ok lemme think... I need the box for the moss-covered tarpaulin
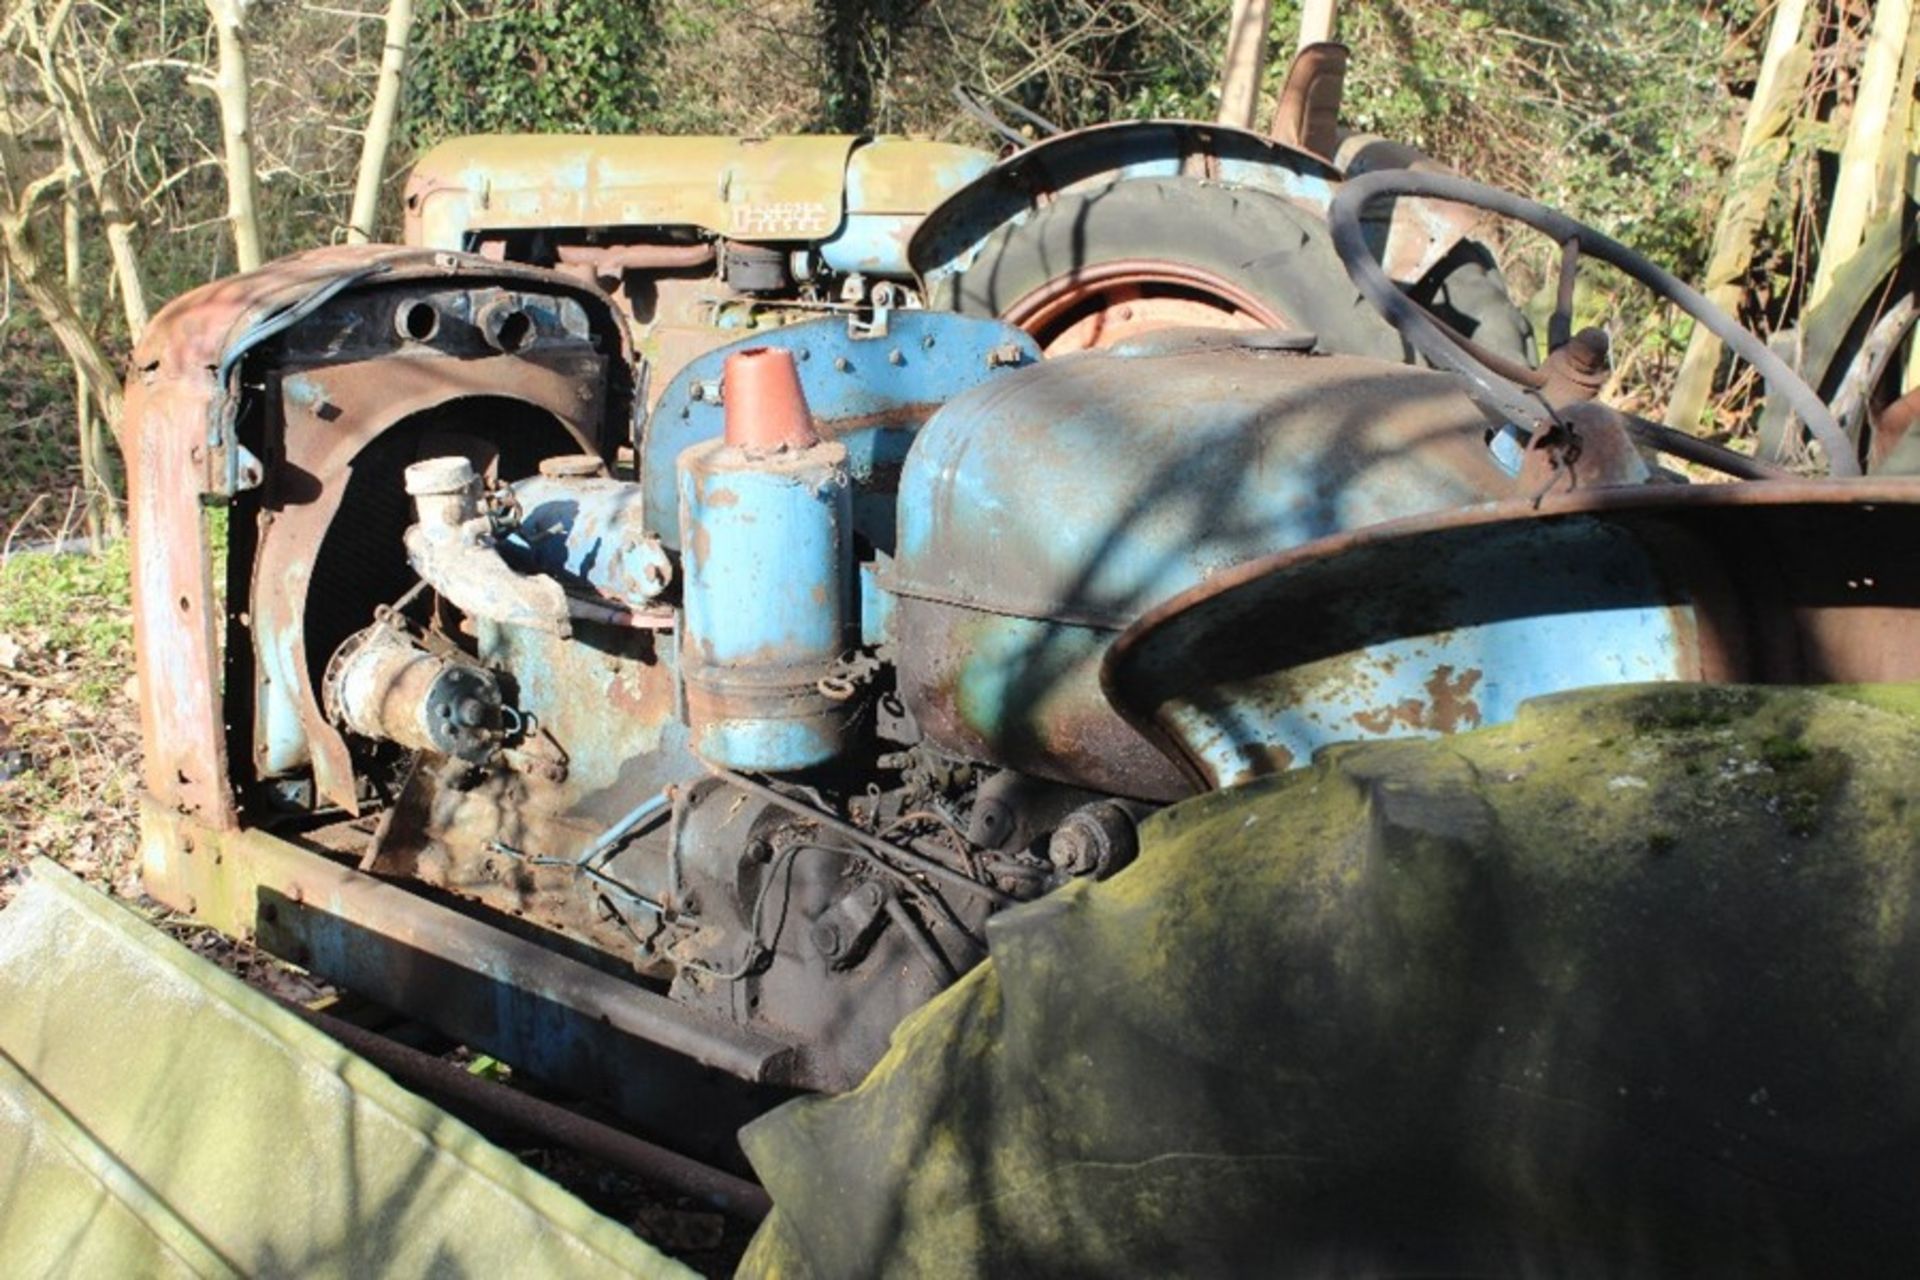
[741,683,1920,1277]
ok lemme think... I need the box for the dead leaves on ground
[0,612,142,911]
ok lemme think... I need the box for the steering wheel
[1328,169,1860,479]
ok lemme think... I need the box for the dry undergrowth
[0,530,321,984]
[0,536,143,910]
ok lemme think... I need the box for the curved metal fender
[1104,479,1920,791]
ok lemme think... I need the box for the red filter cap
[723,347,817,451]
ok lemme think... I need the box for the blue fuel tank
[885,332,1627,800]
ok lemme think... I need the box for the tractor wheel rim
[1000,260,1294,355]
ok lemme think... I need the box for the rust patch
[1423,664,1483,734]
[605,654,670,721]
[814,402,939,437]
[1352,699,1423,736]
[1351,665,1483,736]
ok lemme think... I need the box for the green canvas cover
[0,860,688,1279]
[741,683,1920,1277]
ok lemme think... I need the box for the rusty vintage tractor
[123,91,1920,1273]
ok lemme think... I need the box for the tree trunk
[2,214,128,431]
[60,139,120,542]
[1809,0,1915,310]
[1893,20,1920,397]
[346,0,415,244]
[50,63,150,339]
[0,80,125,434]
[25,1,151,339]
[204,0,263,271]
[1663,0,1814,431]
[1298,0,1336,49]
[1216,0,1272,129]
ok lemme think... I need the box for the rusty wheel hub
[1001,260,1293,355]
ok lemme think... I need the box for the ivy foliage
[985,0,1246,127]
[405,0,663,144]
[1342,0,1761,280]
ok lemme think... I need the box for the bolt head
[1050,825,1098,875]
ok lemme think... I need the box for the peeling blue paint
[643,313,1039,557]
[677,438,853,770]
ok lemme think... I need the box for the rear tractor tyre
[937,176,1532,368]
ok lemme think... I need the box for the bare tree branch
[203,0,262,269]
[345,0,411,243]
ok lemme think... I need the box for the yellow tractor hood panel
[406,134,883,247]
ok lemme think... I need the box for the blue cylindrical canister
[677,437,852,769]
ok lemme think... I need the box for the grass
[0,539,136,702]
[0,536,142,906]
